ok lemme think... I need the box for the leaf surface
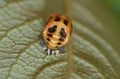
[0,0,120,79]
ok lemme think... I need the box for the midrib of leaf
[64,0,74,79]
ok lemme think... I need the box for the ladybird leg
[57,47,64,53]
[46,50,60,55]
[52,51,55,55]
[46,49,53,55]
[40,38,46,47]
[52,50,59,55]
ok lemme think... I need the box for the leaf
[0,0,120,79]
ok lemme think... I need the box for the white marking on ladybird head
[52,50,59,55]
[47,49,51,55]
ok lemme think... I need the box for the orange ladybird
[40,14,72,55]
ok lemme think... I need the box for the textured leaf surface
[0,0,120,79]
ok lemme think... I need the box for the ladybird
[40,14,72,55]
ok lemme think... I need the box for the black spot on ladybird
[46,42,49,45]
[64,20,68,26]
[60,28,66,38]
[46,38,50,41]
[57,42,61,45]
[55,17,60,21]
[47,33,52,37]
[55,46,58,48]
[48,25,57,33]
[59,38,64,41]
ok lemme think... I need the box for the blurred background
[104,0,120,23]
[100,0,120,54]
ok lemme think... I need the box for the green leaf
[0,0,120,79]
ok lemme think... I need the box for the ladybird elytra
[41,14,72,55]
